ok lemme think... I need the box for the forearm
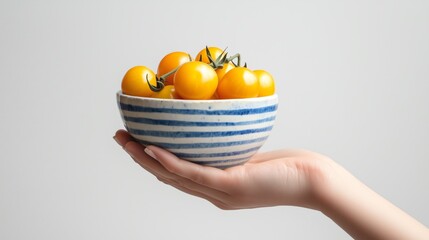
[316,163,429,240]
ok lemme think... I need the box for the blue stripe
[128,126,273,138]
[120,103,277,115]
[175,146,260,159]
[136,136,269,149]
[124,116,276,127]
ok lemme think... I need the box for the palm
[220,150,327,209]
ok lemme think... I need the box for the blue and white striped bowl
[117,91,278,169]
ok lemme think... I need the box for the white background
[1,0,428,239]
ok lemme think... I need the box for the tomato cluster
[121,46,275,100]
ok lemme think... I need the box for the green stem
[158,65,180,82]
[147,74,164,92]
[227,53,241,67]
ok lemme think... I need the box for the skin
[114,129,429,240]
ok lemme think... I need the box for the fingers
[145,145,233,193]
[117,137,231,204]
[113,129,134,147]
[114,130,165,175]
[123,141,170,179]
[158,176,235,210]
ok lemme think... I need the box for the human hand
[113,129,335,210]
[114,129,429,239]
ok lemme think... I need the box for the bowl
[117,91,278,169]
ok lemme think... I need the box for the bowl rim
[117,91,278,103]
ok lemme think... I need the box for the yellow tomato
[210,91,219,99]
[217,67,259,99]
[195,46,224,64]
[157,51,192,86]
[254,70,275,97]
[215,62,235,82]
[151,85,180,99]
[121,66,157,97]
[174,61,218,100]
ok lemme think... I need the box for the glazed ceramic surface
[117,91,278,168]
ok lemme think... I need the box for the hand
[113,129,335,210]
[114,129,429,239]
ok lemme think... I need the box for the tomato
[217,67,259,99]
[210,91,219,99]
[215,62,235,82]
[254,70,275,97]
[174,61,218,100]
[151,85,180,99]
[157,51,192,86]
[195,46,224,64]
[121,66,157,97]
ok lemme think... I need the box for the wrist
[307,158,429,239]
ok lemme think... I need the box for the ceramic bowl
[117,91,278,169]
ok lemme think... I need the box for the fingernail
[144,147,157,160]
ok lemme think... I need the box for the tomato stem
[159,65,179,82]
[147,74,164,92]
[226,53,241,67]
[206,47,230,70]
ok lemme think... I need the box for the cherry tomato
[121,66,157,97]
[195,46,224,64]
[157,51,192,86]
[151,85,180,99]
[217,67,259,99]
[215,62,235,82]
[174,61,218,100]
[210,91,219,99]
[254,70,275,97]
